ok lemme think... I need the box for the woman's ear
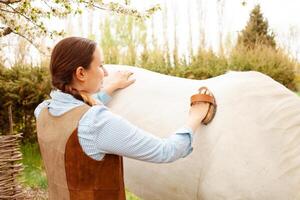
[74,66,87,82]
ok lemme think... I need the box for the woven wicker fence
[0,105,24,199]
[0,133,24,199]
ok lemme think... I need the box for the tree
[237,5,276,49]
[100,17,120,64]
[0,0,160,51]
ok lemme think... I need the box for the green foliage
[295,73,300,91]
[101,15,151,66]
[237,5,276,49]
[0,65,51,142]
[187,48,228,79]
[115,16,137,65]
[229,45,297,90]
[126,190,142,200]
[139,48,171,74]
[101,18,120,64]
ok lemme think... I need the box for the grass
[20,142,142,200]
[20,142,47,189]
[127,190,142,200]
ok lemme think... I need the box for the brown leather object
[65,129,126,200]
[190,94,215,106]
[37,105,91,200]
[190,87,217,125]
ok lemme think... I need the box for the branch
[81,1,114,12]
[0,26,12,36]
[82,1,160,19]
[10,29,47,55]
[6,4,47,32]
[0,0,21,5]
[41,0,53,10]
[0,7,16,13]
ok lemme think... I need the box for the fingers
[199,87,209,95]
[126,71,134,79]
[118,78,135,89]
[126,78,136,86]
[117,70,133,76]
[119,70,134,79]
[115,70,135,88]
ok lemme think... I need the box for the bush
[0,44,298,142]
[187,49,228,79]
[133,45,297,92]
[295,73,300,92]
[0,65,51,142]
[228,45,297,91]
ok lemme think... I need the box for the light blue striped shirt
[34,90,194,163]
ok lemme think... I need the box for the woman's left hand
[102,70,136,95]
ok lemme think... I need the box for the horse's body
[105,65,300,200]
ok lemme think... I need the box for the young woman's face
[84,46,108,93]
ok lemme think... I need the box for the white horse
[105,65,300,200]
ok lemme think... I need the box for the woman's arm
[78,106,193,163]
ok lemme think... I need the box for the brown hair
[50,37,98,106]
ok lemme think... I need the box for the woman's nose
[103,66,108,76]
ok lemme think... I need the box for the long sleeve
[78,105,193,163]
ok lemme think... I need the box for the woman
[35,37,216,200]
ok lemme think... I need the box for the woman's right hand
[186,102,210,132]
[186,87,213,132]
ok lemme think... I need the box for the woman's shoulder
[79,104,122,127]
